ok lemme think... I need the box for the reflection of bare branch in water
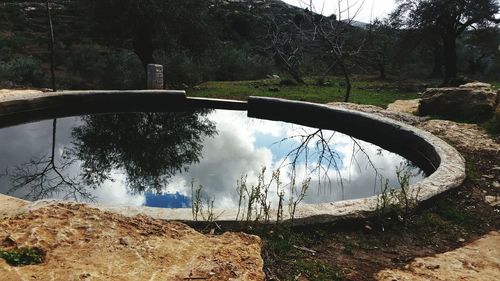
[8,119,95,201]
[276,128,380,199]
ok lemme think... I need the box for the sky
[282,0,397,23]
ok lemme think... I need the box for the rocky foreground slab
[0,203,264,281]
[376,231,500,281]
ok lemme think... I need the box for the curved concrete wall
[0,91,466,224]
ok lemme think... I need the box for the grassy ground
[187,76,426,108]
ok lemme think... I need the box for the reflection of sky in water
[0,110,425,209]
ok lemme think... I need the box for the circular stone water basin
[0,91,465,223]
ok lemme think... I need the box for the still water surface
[0,110,425,208]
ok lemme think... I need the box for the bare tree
[266,0,368,101]
[8,120,95,201]
[268,16,308,84]
[307,0,367,102]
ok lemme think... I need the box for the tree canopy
[391,0,499,84]
[86,0,214,68]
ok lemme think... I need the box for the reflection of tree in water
[9,111,216,200]
[275,128,426,201]
[71,111,217,193]
[9,119,94,200]
[277,128,380,199]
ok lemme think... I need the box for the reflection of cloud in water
[0,110,424,209]
[164,110,424,208]
[167,110,275,206]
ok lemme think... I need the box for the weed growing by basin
[376,164,422,223]
[191,166,311,225]
[191,180,221,223]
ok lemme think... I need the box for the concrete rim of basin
[0,91,466,225]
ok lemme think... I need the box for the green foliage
[191,179,203,221]
[189,77,421,107]
[0,35,31,60]
[68,46,106,84]
[0,247,44,267]
[158,50,204,87]
[483,117,500,136]
[212,47,272,81]
[376,164,421,223]
[235,167,275,223]
[0,56,44,86]
[2,0,497,89]
[413,198,482,242]
[65,46,145,89]
[431,199,482,231]
[465,161,481,181]
[391,0,499,83]
[234,167,309,224]
[158,45,273,86]
[265,228,294,255]
[87,0,214,66]
[485,119,500,135]
[295,260,343,281]
[101,51,145,89]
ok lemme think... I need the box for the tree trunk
[287,67,307,85]
[377,52,386,80]
[273,52,306,85]
[46,0,56,91]
[339,60,352,102]
[429,43,443,79]
[442,34,457,85]
[378,65,386,80]
[133,24,155,69]
[377,59,387,80]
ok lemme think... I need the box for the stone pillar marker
[147,64,164,89]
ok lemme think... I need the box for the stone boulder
[0,203,265,281]
[459,82,492,89]
[419,83,498,120]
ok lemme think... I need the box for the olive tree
[391,0,499,85]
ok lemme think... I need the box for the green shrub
[68,46,105,83]
[0,35,31,61]
[0,247,44,266]
[212,47,272,81]
[295,259,343,281]
[483,117,500,136]
[158,50,204,87]
[0,56,44,86]
[101,51,145,89]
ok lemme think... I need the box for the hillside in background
[0,0,314,89]
[0,0,498,90]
